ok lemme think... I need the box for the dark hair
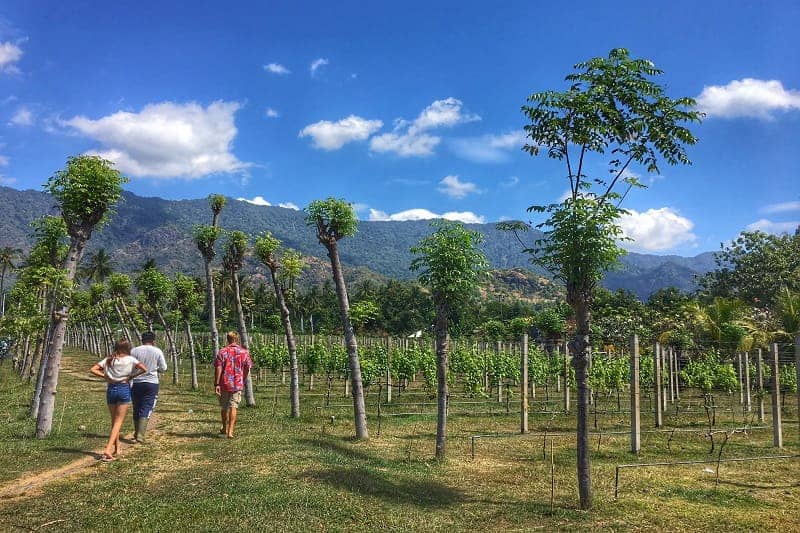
[107,339,132,368]
[142,331,156,343]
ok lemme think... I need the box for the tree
[0,246,22,316]
[519,49,701,508]
[79,248,114,284]
[410,220,487,458]
[107,273,140,342]
[698,230,800,308]
[222,230,256,406]
[194,194,226,364]
[254,232,305,417]
[135,267,179,384]
[306,198,368,439]
[174,273,202,390]
[36,155,127,438]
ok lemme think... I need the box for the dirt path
[0,352,167,502]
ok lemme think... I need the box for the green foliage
[449,347,484,394]
[305,198,358,241]
[253,232,281,265]
[699,230,800,308]
[534,307,568,338]
[410,220,488,308]
[588,353,629,393]
[481,319,507,340]
[27,216,68,268]
[193,224,222,260]
[135,267,174,307]
[173,273,201,319]
[107,273,132,298]
[222,230,249,272]
[780,364,798,394]
[350,300,380,330]
[44,155,127,235]
[680,351,738,393]
[208,194,227,217]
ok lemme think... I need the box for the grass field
[1,349,798,531]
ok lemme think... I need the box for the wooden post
[661,347,668,413]
[756,348,765,423]
[668,348,675,404]
[386,336,392,404]
[744,351,751,413]
[737,352,744,406]
[770,343,782,448]
[675,350,681,400]
[630,334,641,454]
[521,334,529,434]
[654,342,663,427]
[496,340,503,403]
[563,344,570,413]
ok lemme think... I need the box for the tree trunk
[568,293,592,510]
[326,240,368,439]
[231,269,256,406]
[269,265,299,418]
[186,319,198,390]
[119,299,141,343]
[154,307,179,385]
[35,233,87,438]
[434,300,450,459]
[112,301,132,342]
[204,259,220,363]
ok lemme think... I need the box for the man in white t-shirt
[130,331,168,443]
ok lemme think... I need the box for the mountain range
[0,186,718,301]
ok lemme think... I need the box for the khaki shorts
[219,390,242,409]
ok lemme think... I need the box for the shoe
[136,418,149,444]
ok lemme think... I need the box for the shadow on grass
[718,479,800,490]
[301,466,465,508]
[165,431,219,439]
[46,447,102,458]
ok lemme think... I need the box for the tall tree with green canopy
[36,155,127,438]
[135,267,179,384]
[306,198,368,439]
[174,273,202,390]
[518,48,701,508]
[107,272,139,342]
[254,232,305,417]
[410,220,487,458]
[0,246,22,317]
[194,194,226,361]
[222,230,256,406]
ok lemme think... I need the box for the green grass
[1,350,798,532]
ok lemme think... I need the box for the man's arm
[214,353,223,396]
[158,350,168,372]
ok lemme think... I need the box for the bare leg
[105,404,129,457]
[220,409,228,434]
[227,407,237,438]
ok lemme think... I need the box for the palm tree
[79,248,114,283]
[0,246,22,316]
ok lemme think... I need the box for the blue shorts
[132,382,159,419]
[107,382,132,405]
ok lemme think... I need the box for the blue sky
[1,0,798,256]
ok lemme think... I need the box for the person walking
[214,331,252,438]
[90,339,147,461]
[130,331,168,443]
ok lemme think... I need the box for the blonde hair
[107,338,132,367]
[226,331,240,344]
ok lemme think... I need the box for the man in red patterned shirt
[214,331,253,438]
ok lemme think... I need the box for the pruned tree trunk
[35,232,88,438]
[112,301,132,342]
[434,300,450,459]
[568,292,592,510]
[118,299,141,343]
[326,240,368,439]
[269,265,299,417]
[231,269,256,406]
[154,307,179,385]
[186,319,198,390]
[204,259,220,362]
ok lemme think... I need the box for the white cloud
[760,200,800,214]
[299,115,383,150]
[501,176,520,188]
[368,207,485,224]
[617,207,697,251]
[9,106,33,126]
[351,202,369,213]
[278,202,299,210]
[65,101,249,179]
[265,108,280,118]
[238,196,271,206]
[696,78,800,119]
[0,155,8,166]
[264,63,290,75]
[409,97,480,134]
[0,175,17,185]
[437,175,479,199]
[369,132,440,157]
[310,57,329,76]
[369,97,480,158]
[0,42,22,73]
[746,219,799,234]
[449,130,525,163]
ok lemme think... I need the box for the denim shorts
[107,382,132,405]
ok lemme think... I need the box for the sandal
[100,453,115,462]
